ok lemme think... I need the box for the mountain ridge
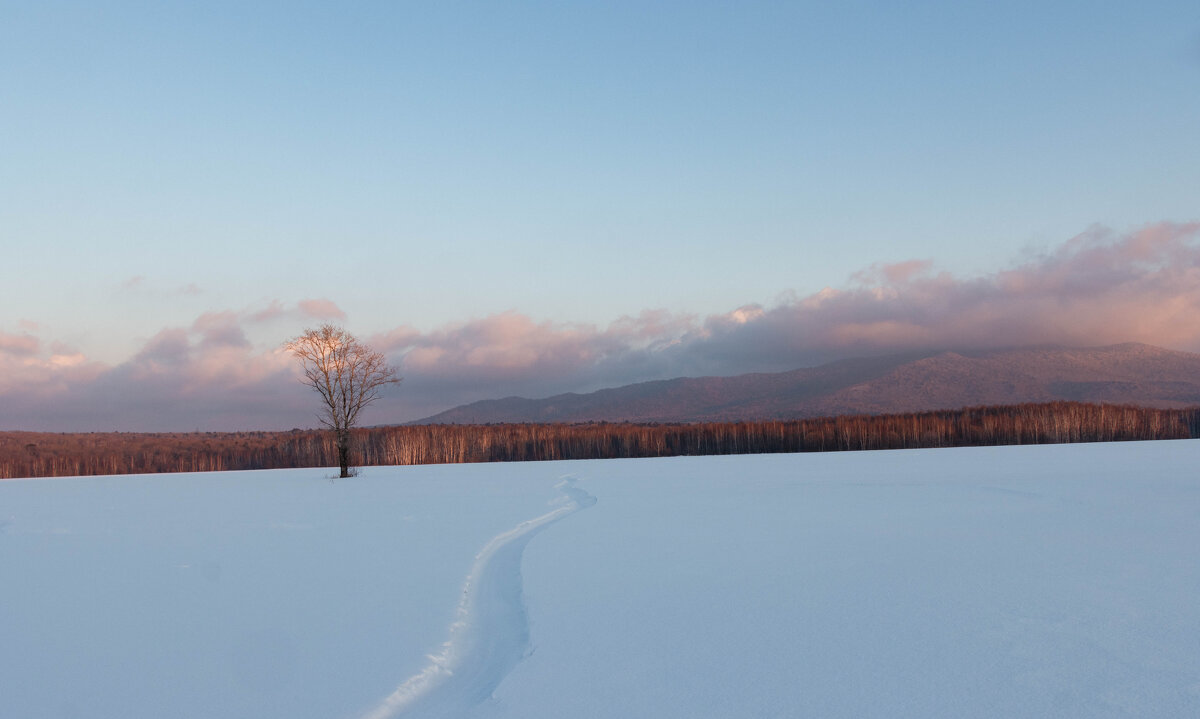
[415,343,1200,424]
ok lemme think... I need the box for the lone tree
[284,324,400,477]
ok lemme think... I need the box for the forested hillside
[421,343,1200,424]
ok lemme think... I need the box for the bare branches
[284,324,400,477]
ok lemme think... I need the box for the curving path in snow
[360,476,596,719]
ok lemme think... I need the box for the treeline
[3,402,1199,480]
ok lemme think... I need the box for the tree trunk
[337,430,351,478]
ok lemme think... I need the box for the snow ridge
[360,476,595,719]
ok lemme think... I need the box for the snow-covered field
[3,441,1199,718]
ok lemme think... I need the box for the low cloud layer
[0,303,328,432]
[380,222,1200,417]
[4,223,1199,431]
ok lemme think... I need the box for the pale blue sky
[2,1,1199,411]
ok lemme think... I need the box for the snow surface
[3,441,1200,718]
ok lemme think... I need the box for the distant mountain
[416,343,1200,424]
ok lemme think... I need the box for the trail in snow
[360,476,596,719]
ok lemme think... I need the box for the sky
[2,1,1199,431]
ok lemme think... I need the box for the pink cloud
[297,298,346,320]
[248,300,288,323]
[0,317,304,432]
[134,328,192,367]
[375,222,1200,417]
[851,259,935,286]
[0,299,359,429]
[0,332,39,357]
[3,222,1199,431]
[394,312,603,379]
[191,312,250,349]
[247,298,347,324]
[683,221,1200,368]
[0,331,106,399]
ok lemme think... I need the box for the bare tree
[284,324,400,477]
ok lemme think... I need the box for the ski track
[359,476,596,719]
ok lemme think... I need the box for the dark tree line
[3,402,1199,480]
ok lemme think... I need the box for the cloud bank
[3,223,1199,431]
[380,221,1200,416]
